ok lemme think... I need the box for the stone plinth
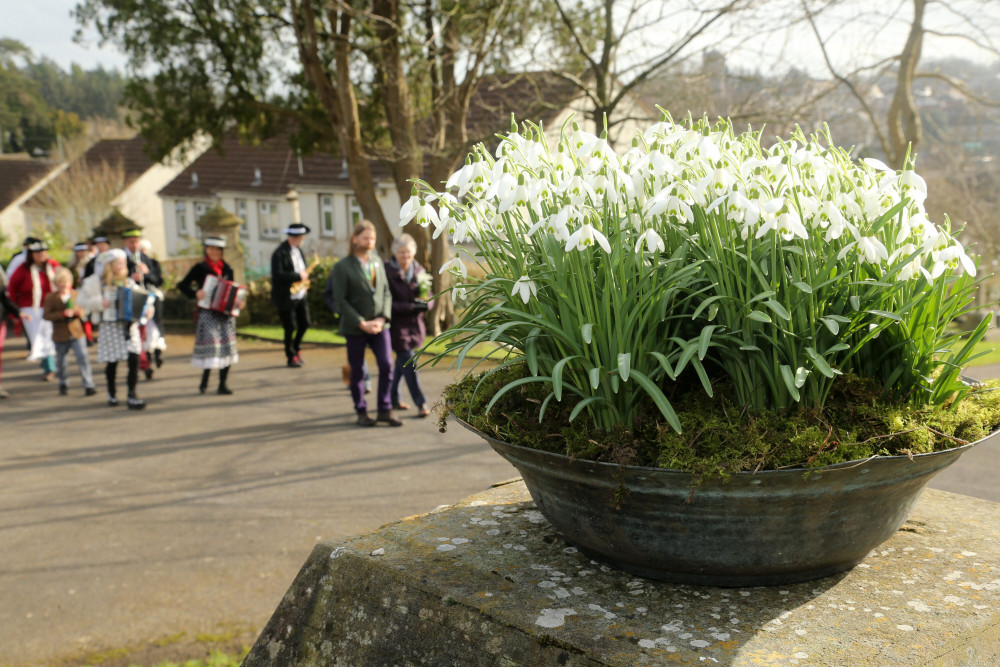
[244,482,1000,666]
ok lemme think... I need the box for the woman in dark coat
[177,236,242,395]
[384,233,431,418]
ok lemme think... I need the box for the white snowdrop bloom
[862,157,893,172]
[439,256,467,279]
[645,191,693,224]
[837,191,862,219]
[499,182,532,214]
[590,173,618,205]
[566,222,611,253]
[817,199,843,231]
[485,171,518,203]
[857,235,889,264]
[724,191,759,226]
[796,195,820,226]
[931,243,976,278]
[446,163,474,193]
[635,228,666,254]
[898,170,928,206]
[399,197,440,229]
[511,276,538,304]
[891,244,928,281]
[756,208,808,241]
[398,195,421,227]
[562,174,598,207]
[642,121,681,143]
[701,167,735,200]
[568,128,600,155]
[858,185,883,220]
[696,134,722,162]
[648,150,682,179]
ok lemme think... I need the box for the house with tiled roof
[157,71,653,274]
[20,135,208,255]
[0,155,65,250]
[158,134,399,274]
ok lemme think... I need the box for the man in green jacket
[331,220,402,427]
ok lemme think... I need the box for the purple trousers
[346,330,393,413]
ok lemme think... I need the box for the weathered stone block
[244,482,1000,666]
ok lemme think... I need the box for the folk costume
[42,285,96,395]
[270,223,312,367]
[7,240,60,379]
[385,255,430,416]
[123,230,167,376]
[0,265,21,398]
[177,237,238,395]
[331,249,396,424]
[85,249,147,409]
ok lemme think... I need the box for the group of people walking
[1,218,434,427]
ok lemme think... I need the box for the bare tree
[801,0,1000,168]
[27,158,126,242]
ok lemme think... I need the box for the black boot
[356,411,376,427]
[127,392,146,410]
[153,349,163,368]
[199,369,211,395]
[376,410,403,427]
[106,363,118,406]
[217,366,232,395]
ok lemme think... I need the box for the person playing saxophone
[271,222,312,367]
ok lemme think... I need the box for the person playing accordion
[75,249,151,409]
[177,236,244,395]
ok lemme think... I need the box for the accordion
[198,274,246,317]
[103,286,155,324]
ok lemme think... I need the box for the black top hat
[27,240,50,252]
[22,236,40,247]
[284,223,311,236]
[92,236,110,244]
[73,242,90,252]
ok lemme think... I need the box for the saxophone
[290,253,320,296]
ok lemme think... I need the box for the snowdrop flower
[399,197,440,228]
[511,276,538,304]
[562,174,598,207]
[857,235,889,264]
[931,243,976,278]
[485,171,518,203]
[439,256,467,279]
[635,228,666,254]
[566,222,611,253]
[898,169,927,206]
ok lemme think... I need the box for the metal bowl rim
[454,414,993,476]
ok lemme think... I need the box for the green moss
[443,364,1000,476]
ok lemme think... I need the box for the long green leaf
[629,369,682,433]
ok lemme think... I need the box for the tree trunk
[372,0,428,264]
[886,0,925,169]
[293,0,395,256]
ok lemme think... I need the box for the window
[347,196,363,228]
[195,200,211,229]
[320,195,335,237]
[236,199,249,238]
[176,201,188,236]
[258,201,279,238]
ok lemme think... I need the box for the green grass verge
[238,324,505,360]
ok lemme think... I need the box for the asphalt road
[0,334,996,666]
[0,333,518,666]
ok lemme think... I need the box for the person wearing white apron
[6,240,59,380]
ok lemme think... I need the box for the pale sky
[3,1,997,76]
[2,0,128,71]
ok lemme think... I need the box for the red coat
[7,260,60,309]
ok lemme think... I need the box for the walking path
[0,333,997,666]
[0,333,516,666]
